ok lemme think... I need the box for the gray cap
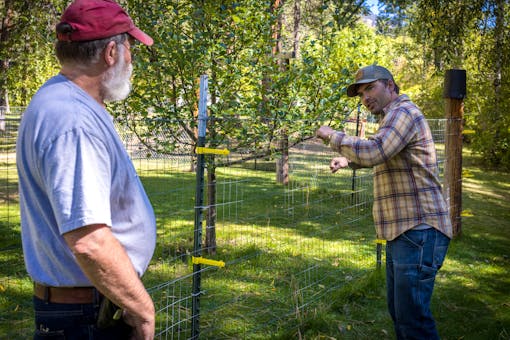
[346,65,394,97]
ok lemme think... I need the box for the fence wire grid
[0,107,449,339]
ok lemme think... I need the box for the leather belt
[34,283,99,304]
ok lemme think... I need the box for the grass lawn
[1,149,509,339]
[277,149,510,340]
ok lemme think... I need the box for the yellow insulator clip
[195,147,230,155]
[375,239,386,245]
[192,256,225,268]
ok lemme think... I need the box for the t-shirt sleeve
[41,128,112,234]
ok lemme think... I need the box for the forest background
[1,0,509,167]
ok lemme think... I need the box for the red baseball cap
[58,0,153,46]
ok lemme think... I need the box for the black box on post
[443,69,466,99]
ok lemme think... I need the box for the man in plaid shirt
[317,65,452,340]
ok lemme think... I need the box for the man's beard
[102,45,133,102]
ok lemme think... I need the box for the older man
[317,65,452,339]
[16,1,156,338]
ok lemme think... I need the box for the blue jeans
[33,296,131,339]
[386,227,450,340]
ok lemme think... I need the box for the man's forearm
[63,224,154,321]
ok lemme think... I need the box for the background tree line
[1,0,509,169]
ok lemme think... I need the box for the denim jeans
[33,296,131,339]
[386,227,450,340]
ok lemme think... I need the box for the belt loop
[43,285,50,304]
[93,288,100,306]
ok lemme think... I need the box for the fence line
[0,110,449,338]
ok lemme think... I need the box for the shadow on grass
[7,150,507,339]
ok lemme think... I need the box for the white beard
[102,44,133,102]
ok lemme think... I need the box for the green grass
[1,149,509,339]
[272,149,510,340]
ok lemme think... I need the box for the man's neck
[60,65,106,107]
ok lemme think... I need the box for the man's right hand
[64,224,155,339]
[316,126,335,143]
[124,307,155,340]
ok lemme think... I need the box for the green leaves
[11,0,509,168]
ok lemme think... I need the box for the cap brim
[128,27,153,46]
[346,78,378,97]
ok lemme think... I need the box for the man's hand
[124,309,155,340]
[330,157,350,173]
[64,225,155,339]
[316,126,336,144]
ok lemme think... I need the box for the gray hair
[55,22,128,68]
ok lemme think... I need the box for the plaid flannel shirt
[330,95,453,241]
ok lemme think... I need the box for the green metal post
[191,75,208,339]
[350,103,361,205]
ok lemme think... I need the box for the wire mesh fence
[0,107,28,335]
[0,108,449,339]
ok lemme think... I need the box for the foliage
[118,0,275,154]
[0,1,65,107]
[463,0,510,169]
[408,0,486,69]
[374,0,510,169]
[376,0,413,35]
[2,0,509,166]
[117,0,375,158]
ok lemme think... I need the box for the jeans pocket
[401,229,426,248]
[419,263,436,281]
[418,264,436,306]
[34,327,66,340]
[434,244,449,269]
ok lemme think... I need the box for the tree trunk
[493,0,503,111]
[205,166,216,255]
[272,0,291,185]
[293,0,301,59]
[0,1,13,109]
[276,130,289,184]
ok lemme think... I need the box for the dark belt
[34,282,100,304]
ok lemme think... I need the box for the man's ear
[103,41,117,67]
[387,79,396,92]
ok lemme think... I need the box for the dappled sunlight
[463,179,508,200]
[442,257,509,280]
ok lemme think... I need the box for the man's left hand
[330,157,350,173]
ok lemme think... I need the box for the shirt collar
[383,94,410,116]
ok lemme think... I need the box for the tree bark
[292,0,301,59]
[493,0,503,111]
[205,168,216,255]
[0,1,14,109]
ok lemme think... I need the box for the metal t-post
[350,103,361,205]
[191,75,208,339]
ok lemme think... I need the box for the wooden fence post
[443,69,466,237]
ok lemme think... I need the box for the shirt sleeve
[330,108,417,167]
[40,128,112,234]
